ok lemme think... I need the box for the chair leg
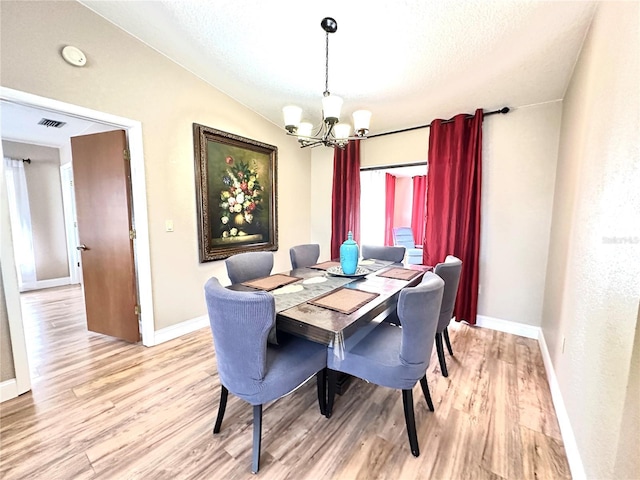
[443,327,454,356]
[402,389,420,457]
[326,369,337,418]
[251,404,262,474]
[435,333,448,377]
[419,375,434,412]
[316,368,327,416]
[213,385,228,434]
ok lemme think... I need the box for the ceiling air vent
[38,118,67,128]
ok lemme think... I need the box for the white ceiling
[1,101,115,149]
[79,0,596,135]
[2,1,596,147]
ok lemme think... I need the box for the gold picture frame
[193,124,278,262]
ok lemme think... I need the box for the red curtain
[411,175,427,245]
[423,109,483,325]
[331,140,361,259]
[384,173,396,246]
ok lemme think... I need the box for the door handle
[76,244,88,251]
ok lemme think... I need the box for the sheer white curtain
[3,157,36,289]
[359,169,386,247]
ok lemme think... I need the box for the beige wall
[0,1,311,330]
[2,141,69,281]
[361,129,429,167]
[0,272,16,382]
[614,309,639,478]
[480,103,561,325]
[310,147,334,258]
[312,103,561,327]
[541,2,640,479]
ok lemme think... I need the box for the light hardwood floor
[0,285,571,479]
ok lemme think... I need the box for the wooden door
[71,130,140,342]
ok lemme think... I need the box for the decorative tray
[326,265,370,278]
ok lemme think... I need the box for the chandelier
[283,17,372,149]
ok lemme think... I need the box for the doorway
[0,87,155,399]
[360,163,427,246]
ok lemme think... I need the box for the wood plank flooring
[0,285,571,479]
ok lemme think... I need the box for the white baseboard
[476,314,540,339]
[537,330,586,480]
[0,379,18,403]
[475,315,585,480]
[21,276,71,292]
[152,315,209,345]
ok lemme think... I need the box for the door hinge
[124,149,131,161]
[135,305,141,316]
[129,229,136,240]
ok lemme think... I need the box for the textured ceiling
[2,1,597,148]
[78,0,596,135]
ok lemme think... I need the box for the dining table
[230,259,431,351]
[229,258,432,393]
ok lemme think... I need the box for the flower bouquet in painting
[219,156,264,240]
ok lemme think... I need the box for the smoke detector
[61,46,86,67]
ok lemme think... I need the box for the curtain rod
[361,161,426,172]
[367,106,510,139]
[22,158,31,164]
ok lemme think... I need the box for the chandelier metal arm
[285,130,368,148]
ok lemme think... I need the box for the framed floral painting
[193,124,278,262]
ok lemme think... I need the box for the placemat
[309,261,341,270]
[308,287,380,315]
[377,267,422,281]
[242,274,302,291]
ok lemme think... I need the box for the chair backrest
[392,227,417,250]
[397,272,444,366]
[225,251,274,284]
[289,244,320,269]
[433,255,462,332]
[361,245,406,263]
[204,277,274,396]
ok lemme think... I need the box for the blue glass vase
[340,231,359,275]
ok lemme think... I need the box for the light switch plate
[165,220,174,232]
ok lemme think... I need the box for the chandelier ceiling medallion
[283,17,372,149]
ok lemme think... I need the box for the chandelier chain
[325,31,329,95]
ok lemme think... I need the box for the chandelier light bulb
[353,110,372,136]
[283,106,302,133]
[297,122,313,139]
[334,123,351,140]
[322,94,343,124]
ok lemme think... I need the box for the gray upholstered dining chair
[204,277,328,474]
[392,227,423,265]
[361,245,406,263]
[289,243,320,269]
[326,272,444,457]
[225,251,274,284]
[433,255,462,377]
